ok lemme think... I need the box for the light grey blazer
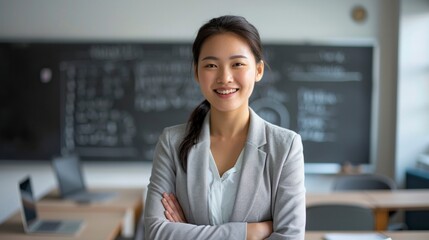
[144,109,306,240]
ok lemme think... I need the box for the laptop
[19,177,84,234]
[51,155,116,203]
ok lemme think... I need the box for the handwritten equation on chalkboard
[59,44,203,161]
[252,45,372,164]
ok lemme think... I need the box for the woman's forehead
[199,32,254,60]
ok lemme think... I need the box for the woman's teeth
[215,89,238,95]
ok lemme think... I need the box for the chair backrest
[306,204,375,231]
[333,174,396,191]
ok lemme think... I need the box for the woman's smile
[214,88,239,96]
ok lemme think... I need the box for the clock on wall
[351,5,367,23]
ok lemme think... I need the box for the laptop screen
[52,155,86,196]
[19,177,37,227]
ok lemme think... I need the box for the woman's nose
[216,67,233,84]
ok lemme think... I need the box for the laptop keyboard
[37,221,61,231]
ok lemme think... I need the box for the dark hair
[178,15,264,172]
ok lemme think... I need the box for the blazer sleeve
[143,128,247,240]
[268,134,306,240]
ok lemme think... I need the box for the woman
[144,15,305,240]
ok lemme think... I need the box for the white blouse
[207,149,244,225]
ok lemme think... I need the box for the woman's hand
[162,192,272,239]
[246,221,273,240]
[161,193,187,223]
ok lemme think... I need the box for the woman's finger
[162,197,176,221]
[170,193,186,221]
[164,210,174,222]
[161,192,187,223]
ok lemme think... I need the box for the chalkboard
[0,42,373,165]
[252,44,373,165]
[0,44,61,160]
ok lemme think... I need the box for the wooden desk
[306,189,429,231]
[38,187,144,237]
[366,189,429,230]
[306,192,373,208]
[305,231,429,240]
[0,210,124,240]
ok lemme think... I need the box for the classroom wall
[395,0,429,185]
[0,0,400,223]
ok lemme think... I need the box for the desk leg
[122,208,135,237]
[374,209,389,230]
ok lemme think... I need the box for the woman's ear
[255,60,264,82]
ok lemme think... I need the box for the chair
[333,174,396,191]
[306,204,375,231]
[332,174,407,230]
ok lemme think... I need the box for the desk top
[365,189,429,210]
[306,189,429,209]
[306,192,373,208]
[0,210,123,240]
[305,231,429,240]
[38,187,144,212]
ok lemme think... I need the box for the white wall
[395,0,429,186]
[0,0,380,41]
[0,0,400,223]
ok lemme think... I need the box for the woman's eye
[205,64,216,68]
[233,62,245,67]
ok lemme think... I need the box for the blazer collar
[246,108,267,148]
[230,108,267,221]
[186,108,268,223]
[185,111,211,224]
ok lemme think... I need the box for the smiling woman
[195,32,264,115]
[143,15,306,240]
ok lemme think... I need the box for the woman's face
[195,32,264,114]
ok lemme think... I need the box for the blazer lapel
[186,112,211,225]
[230,109,267,221]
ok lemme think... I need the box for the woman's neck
[209,107,250,139]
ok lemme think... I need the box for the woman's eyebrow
[201,56,218,61]
[230,55,248,60]
[201,55,248,61]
